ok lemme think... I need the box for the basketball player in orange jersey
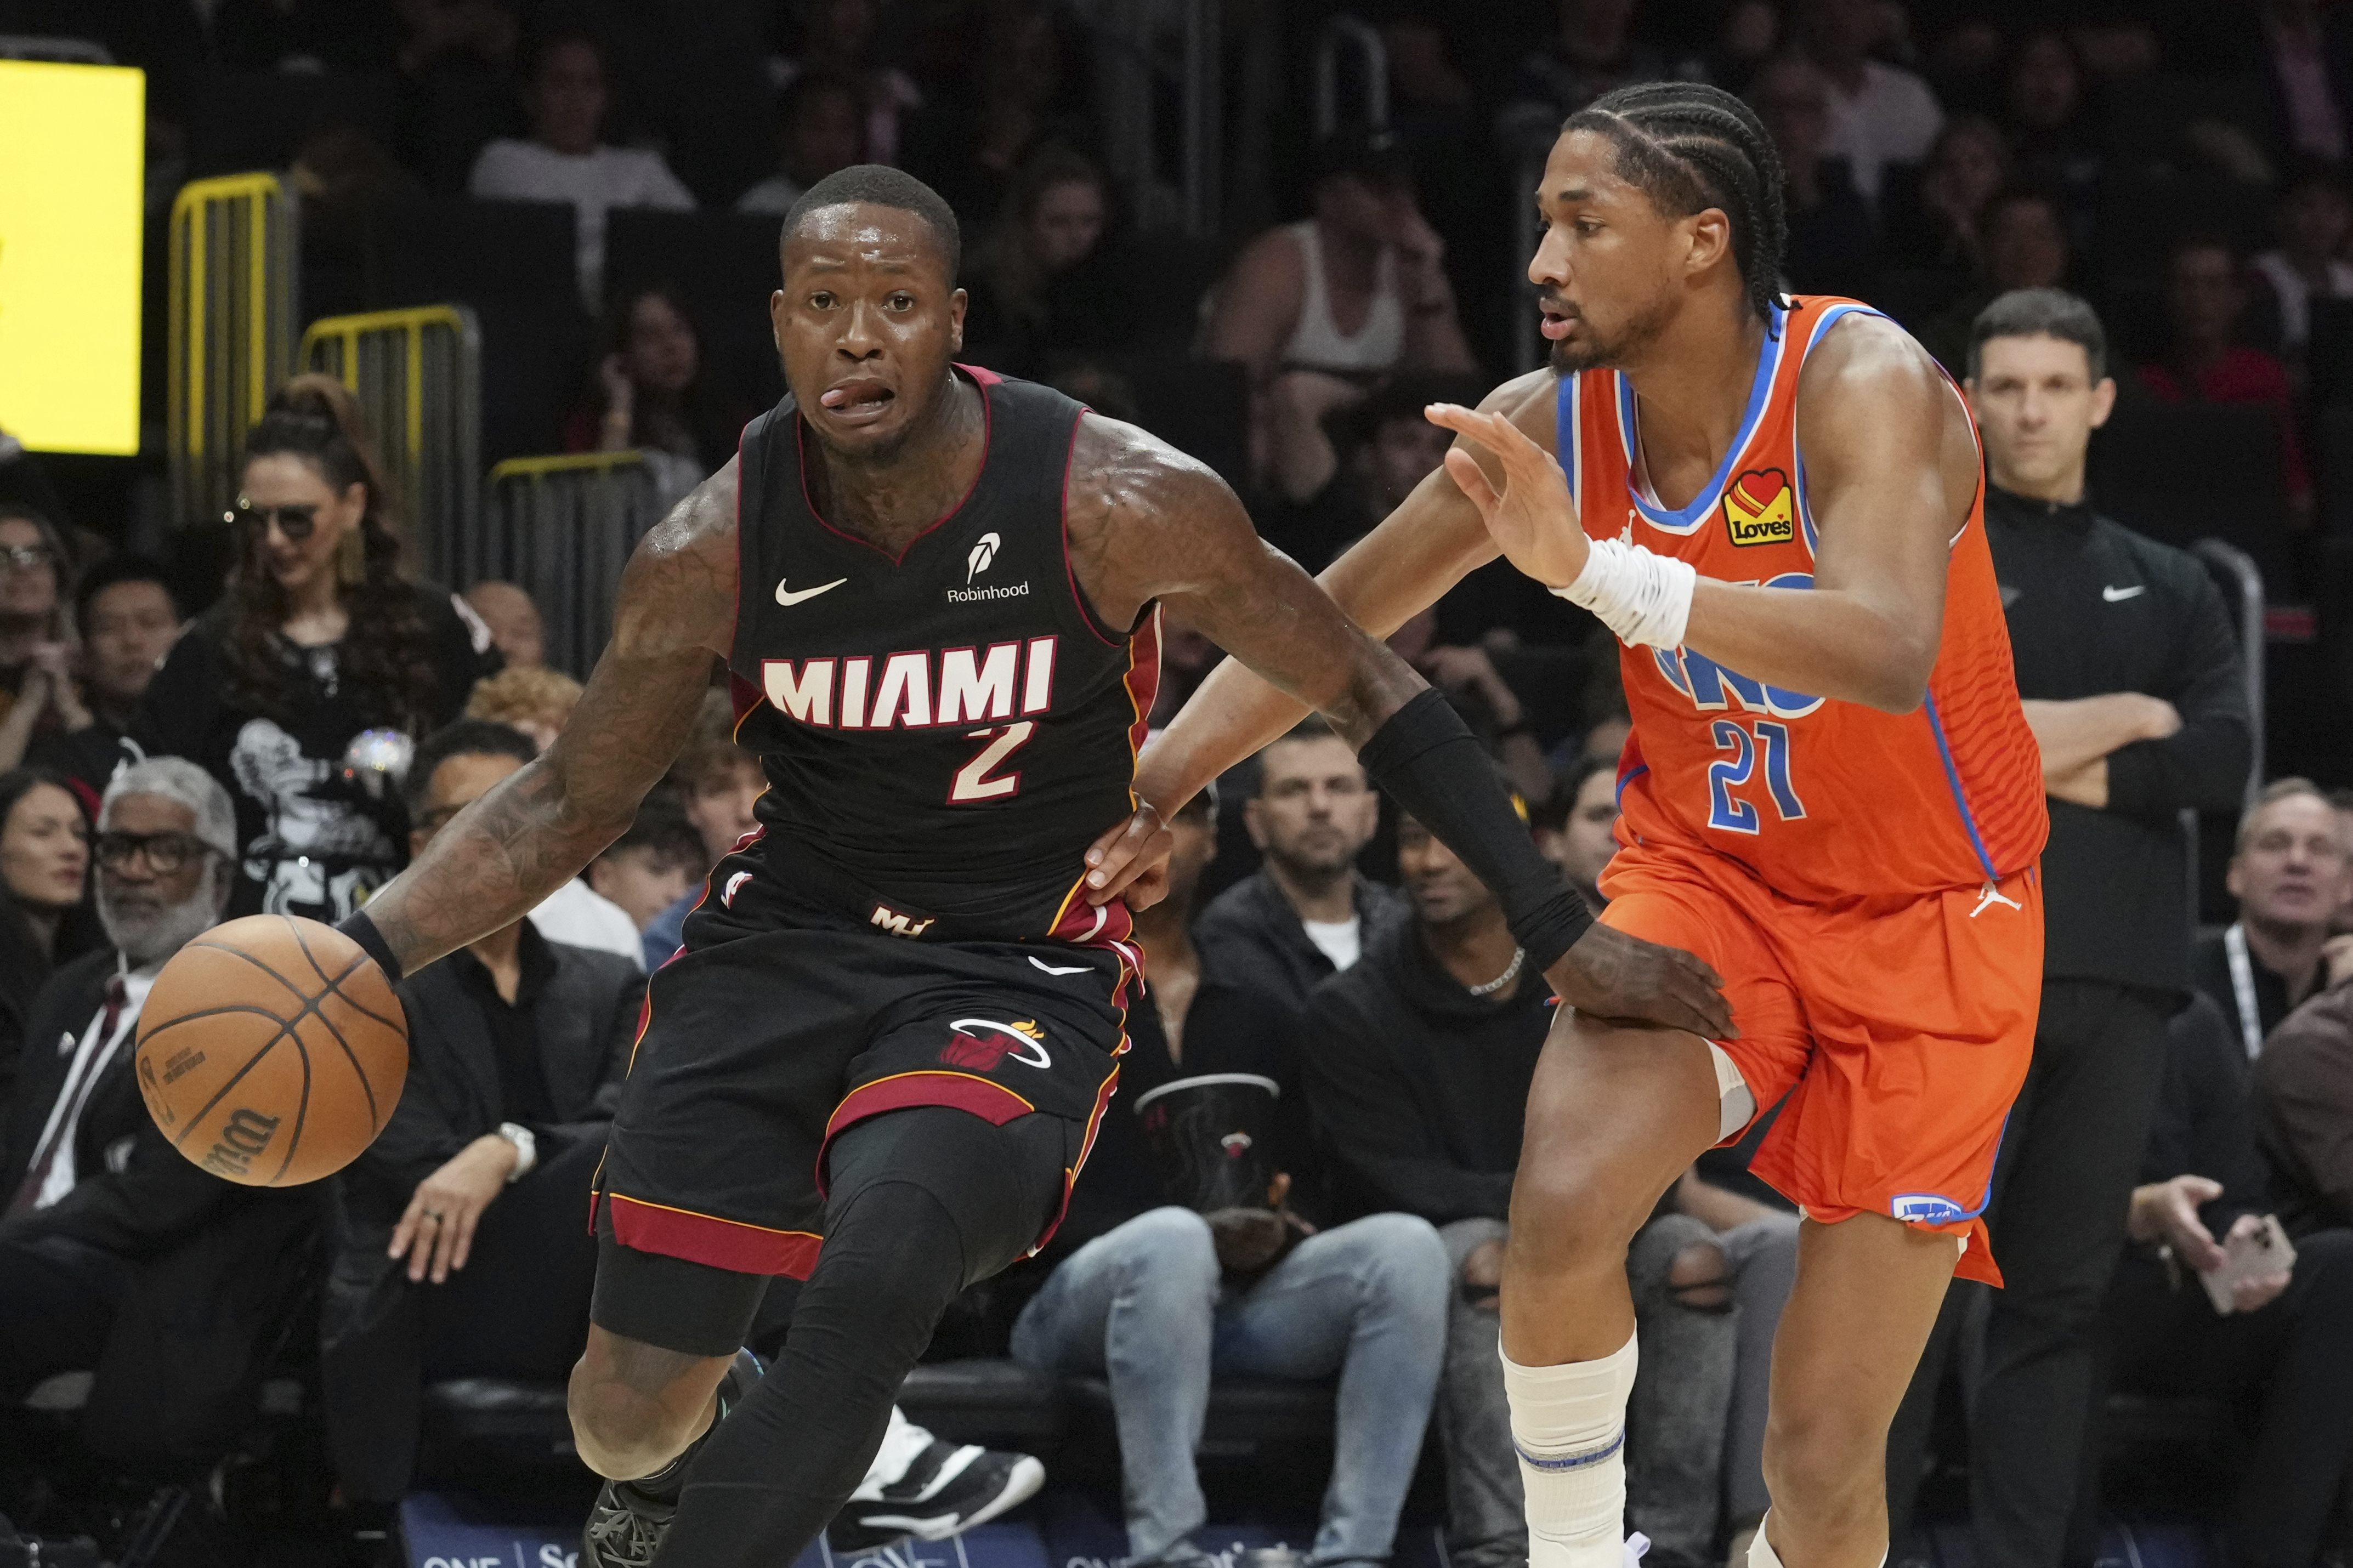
[1088,82,2048,1568]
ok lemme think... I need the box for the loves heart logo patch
[1723,467,1795,548]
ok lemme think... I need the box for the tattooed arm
[359,462,739,974]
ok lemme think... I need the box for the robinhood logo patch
[1723,468,1794,547]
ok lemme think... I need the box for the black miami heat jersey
[727,365,1161,943]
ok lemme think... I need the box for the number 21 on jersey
[1706,719,1806,834]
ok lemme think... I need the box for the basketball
[134,914,408,1188]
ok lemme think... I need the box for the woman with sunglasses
[0,505,82,774]
[132,376,498,922]
[0,766,100,1087]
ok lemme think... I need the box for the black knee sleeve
[656,1109,1067,1567]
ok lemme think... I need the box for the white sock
[1502,1333,1638,1568]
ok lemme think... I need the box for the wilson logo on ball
[200,1107,282,1180]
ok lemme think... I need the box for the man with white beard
[0,757,315,1461]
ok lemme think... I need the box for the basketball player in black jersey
[331,166,1728,1568]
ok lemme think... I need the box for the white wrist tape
[1549,537,1697,649]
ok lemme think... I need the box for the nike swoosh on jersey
[775,576,850,606]
[1028,957,1091,975]
[2102,584,2147,602]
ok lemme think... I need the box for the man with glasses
[0,757,318,1463]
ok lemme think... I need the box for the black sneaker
[582,1350,762,1568]
[826,1422,1046,1552]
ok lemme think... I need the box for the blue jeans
[1012,1207,1449,1567]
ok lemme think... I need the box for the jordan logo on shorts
[939,1018,1052,1071]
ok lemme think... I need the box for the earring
[336,526,366,587]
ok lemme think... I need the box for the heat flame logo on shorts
[939,1017,1052,1071]
[1722,467,1795,548]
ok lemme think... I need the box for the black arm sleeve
[2103,572,2253,823]
[1355,689,1591,969]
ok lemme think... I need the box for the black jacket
[1194,869,1411,1016]
[2141,993,2270,1236]
[1985,486,2252,995]
[321,934,642,1500]
[1299,919,1552,1225]
[1,947,320,1470]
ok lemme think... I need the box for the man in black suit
[323,720,645,1503]
[0,755,316,1469]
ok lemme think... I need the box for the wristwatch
[496,1121,538,1183]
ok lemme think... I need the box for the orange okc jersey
[1557,296,2046,903]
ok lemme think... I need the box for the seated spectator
[466,663,583,751]
[1881,115,2009,275]
[588,794,704,935]
[467,30,695,308]
[896,0,1091,229]
[1300,810,1796,1568]
[2107,995,2353,1568]
[0,506,77,773]
[2256,965,2353,1234]
[1915,186,2073,372]
[0,759,316,1470]
[1384,611,1556,804]
[1745,53,1878,299]
[1797,0,1943,203]
[565,285,744,510]
[1533,753,1620,914]
[735,69,866,217]
[2137,234,2312,521]
[133,377,497,922]
[1194,717,1408,1015]
[463,579,546,668]
[641,690,765,970]
[27,558,180,802]
[768,0,921,169]
[2000,30,2101,250]
[1494,0,1701,155]
[322,720,645,1503]
[1010,788,1447,1568]
[2195,779,2353,1057]
[961,145,1125,379]
[1258,371,1485,570]
[1205,127,1477,387]
[395,0,527,192]
[2251,167,2353,363]
[0,769,95,1088]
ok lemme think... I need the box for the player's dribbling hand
[1082,802,1174,908]
[390,1134,517,1283]
[1424,404,1589,590]
[1545,924,1736,1041]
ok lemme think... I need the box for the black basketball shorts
[591,843,1136,1280]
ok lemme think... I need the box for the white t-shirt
[1301,916,1364,974]
[530,877,648,969]
[2253,249,2353,349]
[467,139,696,306]
[1820,59,1943,202]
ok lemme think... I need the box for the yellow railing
[167,173,296,527]
[300,305,481,584]
[474,452,663,678]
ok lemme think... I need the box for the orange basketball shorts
[1597,840,2042,1285]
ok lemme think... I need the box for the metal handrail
[476,453,662,678]
[300,305,483,585]
[1312,15,1389,137]
[168,173,297,527]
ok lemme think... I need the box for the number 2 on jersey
[950,721,1035,802]
[1706,719,1805,834]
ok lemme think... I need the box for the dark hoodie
[1297,918,1553,1225]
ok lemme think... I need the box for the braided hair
[1562,81,1789,328]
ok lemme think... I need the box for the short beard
[1547,293,1675,374]
[101,875,224,969]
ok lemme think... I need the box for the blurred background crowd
[3,0,2353,1565]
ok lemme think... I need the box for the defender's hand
[1426,404,1589,590]
[1083,802,1173,908]
[1545,924,1734,1041]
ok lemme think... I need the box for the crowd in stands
[2,0,2353,1562]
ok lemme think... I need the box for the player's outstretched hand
[1545,924,1736,1041]
[1082,802,1174,908]
[1425,402,1589,590]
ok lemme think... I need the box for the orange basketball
[135,914,408,1187]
